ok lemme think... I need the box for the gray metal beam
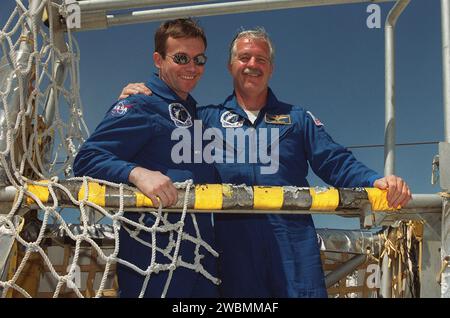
[380,253,392,298]
[380,1,410,297]
[420,213,442,298]
[0,216,21,282]
[441,198,450,297]
[325,254,368,288]
[75,0,395,31]
[43,6,68,126]
[78,0,215,12]
[441,0,450,298]
[317,228,383,255]
[384,0,410,176]
[442,0,450,143]
[0,182,443,216]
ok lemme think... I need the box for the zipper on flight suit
[248,109,266,186]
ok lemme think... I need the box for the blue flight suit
[198,89,382,298]
[73,74,219,298]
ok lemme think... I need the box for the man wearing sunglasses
[118,26,411,298]
[73,19,219,298]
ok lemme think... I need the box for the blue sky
[0,0,442,228]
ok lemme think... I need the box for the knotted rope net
[0,0,219,298]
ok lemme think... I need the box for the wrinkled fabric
[198,89,381,297]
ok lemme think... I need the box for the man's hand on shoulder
[118,83,152,100]
[128,167,178,208]
[373,175,412,209]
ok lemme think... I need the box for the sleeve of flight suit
[302,110,381,188]
[73,96,155,184]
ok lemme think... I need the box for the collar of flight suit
[221,87,281,123]
[145,73,198,115]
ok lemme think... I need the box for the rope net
[0,1,219,298]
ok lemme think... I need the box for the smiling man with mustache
[120,27,411,298]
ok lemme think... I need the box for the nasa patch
[220,111,245,128]
[111,100,133,117]
[169,103,193,128]
[307,111,324,126]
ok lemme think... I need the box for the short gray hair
[228,27,275,64]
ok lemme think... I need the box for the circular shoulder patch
[220,110,244,128]
[111,100,133,117]
[169,103,193,128]
[306,110,324,126]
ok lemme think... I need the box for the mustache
[243,68,262,76]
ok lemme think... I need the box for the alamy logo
[63,0,81,29]
[366,4,381,29]
[366,263,380,289]
[66,264,81,288]
[170,120,280,175]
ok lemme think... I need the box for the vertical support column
[442,0,450,143]
[384,0,410,176]
[381,0,410,298]
[441,0,450,298]
[385,13,396,176]
[380,248,392,298]
[441,198,450,297]
[40,1,70,170]
[44,0,70,126]
[419,214,442,298]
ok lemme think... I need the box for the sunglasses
[166,53,207,66]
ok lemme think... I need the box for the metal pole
[384,0,410,176]
[441,0,450,298]
[325,254,368,288]
[0,216,21,280]
[44,3,69,125]
[380,252,392,298]
[317,228,383,255]
[78,0,214,12]
[442,0,450,142]
[420,213,442,298]
[76,0,395,31]
[0,182,442,212]
[441,199,450,297]
[407,194,443,209]
[381,0,410,297]
[107,0,392,27]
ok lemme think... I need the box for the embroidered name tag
[264,114,291,125]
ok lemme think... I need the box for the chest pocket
[209,123,294,168]
[260,123,295,154]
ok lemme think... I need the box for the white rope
[0,1,219,298]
